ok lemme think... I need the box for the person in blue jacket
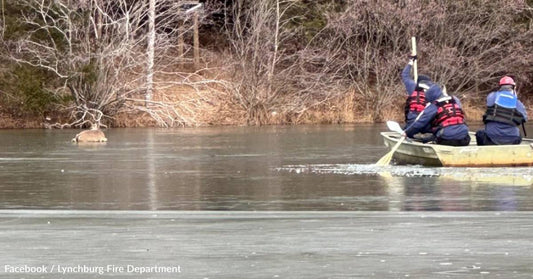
[401,56,435,131]
[402,84,471,146]
[476,76,527,145]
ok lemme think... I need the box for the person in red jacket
[401,56,436,132]
[402,84,471,146]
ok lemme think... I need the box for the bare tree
[146,0,156,103]
[296,0,533,121]
[418,0,533,99]
[6,0,145,127]
[5,0,220,128]
[223,0,302,124]
[4,0,532,127]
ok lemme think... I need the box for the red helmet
[499,76,515,86]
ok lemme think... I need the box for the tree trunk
[146,0,156,104]
[193,11,199,68]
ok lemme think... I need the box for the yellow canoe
[381,132,533,167]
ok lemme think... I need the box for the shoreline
[0,102,489,129]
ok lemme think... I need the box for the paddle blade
[376,136,405,166]
[386,121,404,134]
[376,150,394,166]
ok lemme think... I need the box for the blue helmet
[424,84,443,103]
[417,75,431,83]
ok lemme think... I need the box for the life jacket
[432,96,465,129]
[483,91,525,126]
[404,90,426,121]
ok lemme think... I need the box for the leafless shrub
[4,0,221,127]
[222,0,299,124]
[4,0,533,126]
[297,0,533,121]
[297,1,410,121]
[7,0,143,126]
[418,0,533,99]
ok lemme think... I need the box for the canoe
[380,132,533,167]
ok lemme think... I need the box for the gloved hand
[408,55,417,65]
[408,55,416,66]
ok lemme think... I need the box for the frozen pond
[1,125,533,278]
[0,210,532,278]
[0,125,532,211]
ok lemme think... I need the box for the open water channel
[1,125,533,278]
[1,124,533,211]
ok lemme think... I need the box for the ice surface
[276,164,533,185]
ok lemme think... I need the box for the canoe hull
[382,133,442,166]
[381,132,533,167]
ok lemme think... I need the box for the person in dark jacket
[401,57,436,131]
[476,76,528,145]
[402,84,471,146]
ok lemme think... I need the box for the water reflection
[382,175,505,211]
[0,125,532,211]
[278,163,533,211]
[146,129,157,210]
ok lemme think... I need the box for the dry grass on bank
[99,87,493,127]
[288,92,396,124]
[462,101,485,124]
[112,111,159,127]
[1,84,529,129]
[0,108,51,128]
[111,81,247,127]
[0,113,42,128]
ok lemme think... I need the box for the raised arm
[401,63,416,95]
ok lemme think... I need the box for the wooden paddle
[385,120,404,134]
[376,127,405,166]
[411,37,418,82]
[376,37,418,166]
[377,99,431,166]
[377,102,430,166]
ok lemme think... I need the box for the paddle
[375,37,418,166]
[386,120,404,134]
[411,37,417,82]
[375,125,405,166]
[376,101,431,166]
